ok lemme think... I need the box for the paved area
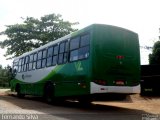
[0,89,159,120]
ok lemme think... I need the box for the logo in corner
[74,62,83,71]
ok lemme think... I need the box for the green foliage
[149,41,160,64]
[0,13,79,59]
[0,65,2,69]
[0,65,12,88]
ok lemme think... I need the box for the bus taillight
[94,80,107,85]
[116,55,124,59]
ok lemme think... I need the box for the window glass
[23,65,26,72]
[21,65,24,72]
[18,66,21,72]
[53,45,58,55]
[58,54,63,64]
[80,34,90,47]
[24,64,28,72]
[25,56,29,64]
[64,53,68,63]
[36,60,42,69]
[70,50,78,61]
[32,62,36,70]
[52,56,57,66]
[29,63,33,71]
[16,61,19,66]
[26,64,29,71]
[33,53,37,61]
[13,61,18,73]
[69,33,90,62]
[19,59,22,65]
[38,51,42,60]
[57,41,68,64]
[13,60,18,66]
[47,46,53,57]
[59,43,65,53]
[78,46,89,59]
[65,42,68,52]
[70,37,80,50]
[22,58,25,65]
[30,54,34,62]
[42,49,47,58]
[47,57,52,67]
[42,59,46,68]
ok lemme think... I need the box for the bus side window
[23,57,26,72]
[24,56,29,71]
[80,34,90,47]
[33,53,37,70]
[70,50,78,61]
[58,41,68,64]
[13,60,19,74]
[69,37,80,62]
[42,49,47,68]
[70,37,80,50]
[18,59,22,72]
[47,46,53,67]
[52,45,58,66]
[29,54,33,71]
[69,34,90,62]
[21,57,25,72]
[79,34,90,59]
[64,41,69,63]
[58,42,65,64]
[37,51,42,69]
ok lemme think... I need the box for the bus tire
[15,84,25,98]
[78,96,92,105]
[44,83,55,104]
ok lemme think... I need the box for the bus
[10,24,140,103]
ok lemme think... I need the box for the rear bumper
[90,82,140,94]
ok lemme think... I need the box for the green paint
[92,24,140,86]
[74,62,83,71]
[10,24,140,98]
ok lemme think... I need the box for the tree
[0,65,2,69]
[0,13,79,59]
[149,41,160,64]
[0,64,12,88]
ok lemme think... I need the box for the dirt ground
[0,89,160,120]
[95,94,160,114]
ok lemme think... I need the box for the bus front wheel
[15,84,25,98]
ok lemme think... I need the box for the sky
[0,0,160,67]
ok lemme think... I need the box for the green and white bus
[10,24,140,102]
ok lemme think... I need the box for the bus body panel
[11,27,93,97]
[91,25,140,94]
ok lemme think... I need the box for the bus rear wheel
[44,83,55,104]
[15,84,25,98]
[78,96,92,105]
